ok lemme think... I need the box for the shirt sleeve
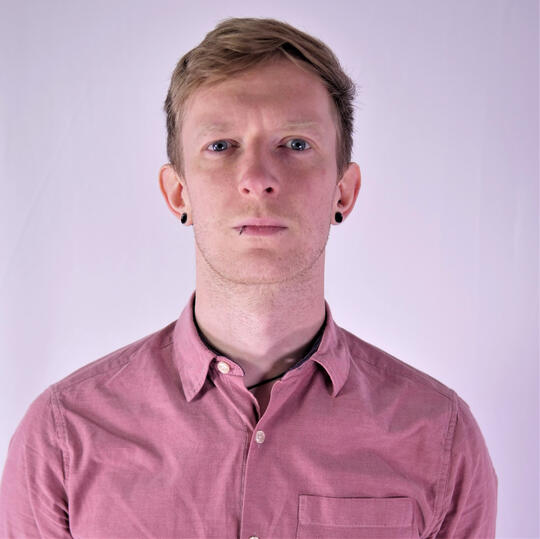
[432,394,498,538]
[0,386,72,537]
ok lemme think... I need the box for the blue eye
[208,140,230,152]
[285,138,311,151]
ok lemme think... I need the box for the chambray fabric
[0,291,497,538]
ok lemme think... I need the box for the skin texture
[159,57,361,393]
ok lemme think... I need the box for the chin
[196,237,324,285]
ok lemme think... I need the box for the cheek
[285,147,338,186]
[185,179,235,228]
[190,188,223,216]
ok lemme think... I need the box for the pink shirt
[0,291,497,538]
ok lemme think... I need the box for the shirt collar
[172,291,351,402]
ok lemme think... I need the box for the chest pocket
[296,495,417,538]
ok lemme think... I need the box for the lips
[236,225,286,236]
[233,217,287,236]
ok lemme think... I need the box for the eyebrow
[194,120,324,140]
[195,123,233,139]
[281,121,321,131]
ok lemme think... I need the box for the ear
[159,164,192,224]
[333,162,361,223]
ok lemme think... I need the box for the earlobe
[334,162,361,222]
[159,164,190,222]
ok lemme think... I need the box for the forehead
[182,58,338,132]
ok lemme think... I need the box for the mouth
[234,225,287,236]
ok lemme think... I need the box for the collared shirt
[0,291,498,538]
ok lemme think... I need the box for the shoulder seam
[348,337,454,402]
[425,389,458,535]
[54,324,175,393]
[48,386,70,487]
[56,355,131,392]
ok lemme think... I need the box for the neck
[193,250,326,387]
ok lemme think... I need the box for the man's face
[178,58,348,285]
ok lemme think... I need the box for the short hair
[164,17,356,178]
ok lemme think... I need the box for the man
[0,17,497,538]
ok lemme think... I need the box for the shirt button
[217,361,231,374]
[249,536,259,539]
[255,430,265,444]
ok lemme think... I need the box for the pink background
[1,1,538,536]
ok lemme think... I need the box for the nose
[237,147,280,198]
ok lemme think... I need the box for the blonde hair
[164,17,355,177]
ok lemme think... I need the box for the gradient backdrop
[1,1,538,537]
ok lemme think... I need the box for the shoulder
[342,327,457,401]
[337,326,472,437]
[11,321,176,444]
[7,321,178,467]
[339,326,495,470]
[51,320,176,397]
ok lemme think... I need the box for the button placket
[211,359,256,430]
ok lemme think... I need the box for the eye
[285,138,311,151]
[207,140,231,152]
